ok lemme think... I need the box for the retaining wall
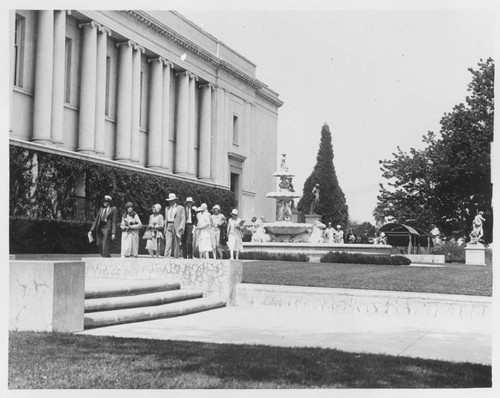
[84,258,243,304]
[235,284,491,320]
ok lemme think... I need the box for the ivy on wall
[10,145,236,224]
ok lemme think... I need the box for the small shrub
[218,250,309,262]
[320,251,411,266]
[432,241,466,263]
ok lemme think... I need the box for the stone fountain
[253,154,321,243]
[245,154,392,261]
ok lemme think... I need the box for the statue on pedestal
[309,184,320,214]
[469,211,485,244]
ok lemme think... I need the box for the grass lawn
[9,331,491,389]
[242,262,492,296]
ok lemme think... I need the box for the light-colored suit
[164,203,186,258]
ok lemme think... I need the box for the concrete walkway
[80,304,491,365]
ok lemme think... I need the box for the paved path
[80,304,491,365]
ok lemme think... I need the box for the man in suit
[182,197,197,259]
[164,193,186,258]
[89,195,118,257]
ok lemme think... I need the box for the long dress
[227,217,243,252]
[210,213,227,250]
[120,213,142,257]
[197,210,213,253]
[145,213,164,252]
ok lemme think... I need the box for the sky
[179,4,496,223]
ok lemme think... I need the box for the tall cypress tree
[297,123,349,226]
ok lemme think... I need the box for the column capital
[78,21,100,30]
[175,70,190,78]
[132,43,145,53]
[116,40,143,52]
[97,24,111,36]
[188,72,198,82]
[164,60,174,69]
[200,83,215,90]
[147,57,166,64]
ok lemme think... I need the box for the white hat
[104,195,112,202]
[212,204,221,211]
[336,225,341,229]
[199,203,208,211]
[231,209,239,216]
[166,193,178,201]
[153,204,162,212]
[186,197,194,203]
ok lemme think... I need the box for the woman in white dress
[227,209,243,260]
[210,204,227,259]
[196,203,213,259]
[146,204,164,257]
[120,202,142,258]
[324,222,335,244]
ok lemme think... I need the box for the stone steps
[84,280,225,329]
[85,281,181,299]
[85,289,204,312]
[84,297,226,329]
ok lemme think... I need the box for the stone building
[9,10,283,220]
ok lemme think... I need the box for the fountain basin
[263,221,312,236]
[266,192,301,201]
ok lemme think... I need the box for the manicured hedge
[10,145,236,223]
[320,251,411,265]
[236,251,309,262]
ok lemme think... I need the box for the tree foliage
[374,58,494,242]
[297,123,349,226]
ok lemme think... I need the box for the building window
[232,115,239,145]
[14,14,25,87]
[230,172,240,207]
[105,56,111,116]
[64,38,72,103]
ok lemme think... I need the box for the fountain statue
[254,155,325,242]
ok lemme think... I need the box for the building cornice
[125,10,283,108]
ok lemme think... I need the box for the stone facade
[10,10,282,221]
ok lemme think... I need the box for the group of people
[88,194,245,260]
[324,223,359,244]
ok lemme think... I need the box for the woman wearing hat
[210,204,227,259]
[145,204,164,258]
[227,209,244,260]
[120,202,142,258]
[195,203,213,259]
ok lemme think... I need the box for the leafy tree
[297,123,349,226]
[374,58,494,242]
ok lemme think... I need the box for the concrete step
[84,297,226,329]
[85,289,203,313]
[85,280,180,299]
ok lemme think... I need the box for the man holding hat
[89,195,118,257]
[164,193,186,258]
[182,197,197,259]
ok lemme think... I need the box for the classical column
[50,10,66,146]
[212,86,226,185]
[188,73,198,176]
[198,83,213,180]
[115,41,133,161]
[130,44,144,163]
[32,10,54,143]
[77,21,98,154]
[94,25,110,156]
[10,11,15,134]
[174,71,189,175]
[147,57,164,169]
[161,61,173,170]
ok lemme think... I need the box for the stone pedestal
[10,261,85,332]
[465,243,486,265]
[305,214,322,224]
